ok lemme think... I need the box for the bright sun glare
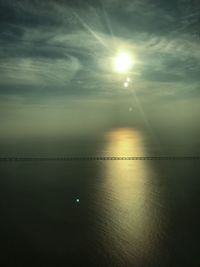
[114,52,133,73]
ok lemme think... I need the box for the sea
[0,127,199,266]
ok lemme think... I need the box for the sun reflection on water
[97,127,164,263]
[103,127,145,156]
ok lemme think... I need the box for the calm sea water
[0,127,199,266]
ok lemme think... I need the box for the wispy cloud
[0,0,199,103]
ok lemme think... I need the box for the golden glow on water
[103,127,146,156]
[98,128,163,262]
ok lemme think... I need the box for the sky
[0,0,199,141]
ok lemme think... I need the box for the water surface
[0,127,199,266]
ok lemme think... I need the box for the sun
[114,52,133,73]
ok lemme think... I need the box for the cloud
[0,0,199,104]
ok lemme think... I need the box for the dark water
[0,128,200,266]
